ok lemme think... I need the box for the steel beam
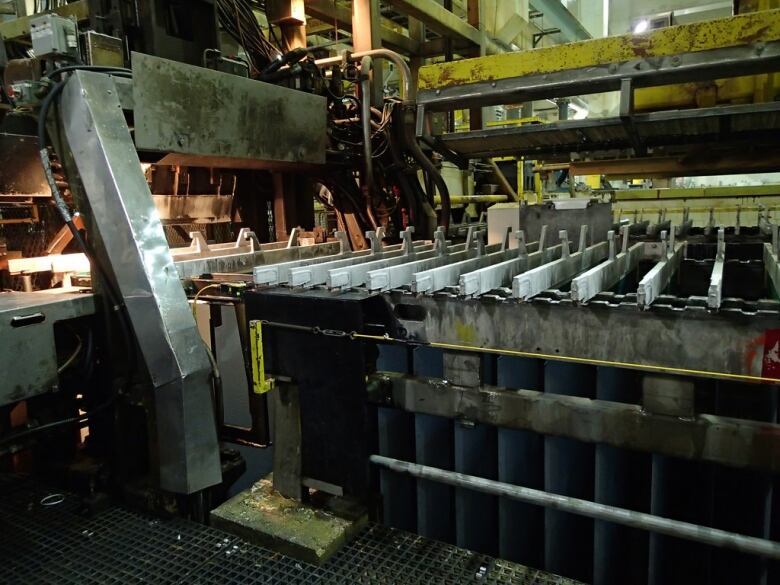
[384,0,480,46]
[707,228,726,309]
[61,71,221,494]
[304,0,420,55]
[367,373,780,472]
[529,0,591,42]
[419,10,780,92]
[571,229,643,303]
[380,293,779,381]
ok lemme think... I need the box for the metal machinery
[2,3,780,585]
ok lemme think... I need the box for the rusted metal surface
[418,9,780,90]
[368,373,780,472]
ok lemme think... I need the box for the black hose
[258,47,308,77]
[37,77,138,381]
[402,107,451,231]
[0,399,114,449]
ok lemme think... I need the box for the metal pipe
[434,194,508,205]
[486,159,519,202]
[316,49,415,102]
[370,455,780,561]
[359,56,380,230]
[360,58,375,197]
[403,107,451,231]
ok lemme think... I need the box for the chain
[256,320,780,385]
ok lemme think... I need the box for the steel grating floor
[0,475,582,585]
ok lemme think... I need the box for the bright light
[633,19,649,34]
[569,102,589,120]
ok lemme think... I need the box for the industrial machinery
[1,3,780,585]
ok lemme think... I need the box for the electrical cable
[57,330,83,375]
[0,399,115,449]
[35,70,139,407]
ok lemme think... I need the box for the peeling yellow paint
[419,10,780,90]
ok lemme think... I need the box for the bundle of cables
[216,0,280,76]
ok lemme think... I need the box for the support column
[266,0,307,52]
[467,0,483,130]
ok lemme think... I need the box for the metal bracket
[707,228,726,309]
[571,226,644,303]
[512,226,609,301]
[249,320,275,394]
[637,230,685,309]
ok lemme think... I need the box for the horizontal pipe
[434,194,508,205]
[315,49,415,102]
[370,455,780,560]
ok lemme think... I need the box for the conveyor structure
[2,7,780,585]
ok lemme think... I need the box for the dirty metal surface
[418,9,780,90]
[0,475,582,584]
[132,53,327,168]
[0,292,95,407]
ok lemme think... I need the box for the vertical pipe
[497,356,544,566]
[377,345,416,531]
[593,367,650,585]
[454,422,498,555]
[711,381,777,585]
[359,56,378,230]
[544,362,596,583]
[649,456,715,585]
[412,347,454,543]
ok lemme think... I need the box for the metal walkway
[0,475,581,585]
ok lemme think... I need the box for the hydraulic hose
[402,107,450,231]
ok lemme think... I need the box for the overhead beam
[571,151,780,179]
[419,9,780,91]
[529,0,592,42]
[384,0,505,54]
[384,0,479,44]
[305,0,419,55]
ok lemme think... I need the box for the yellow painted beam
[615,184,780,201]
[0,0,89,42]
[419,9,780,90]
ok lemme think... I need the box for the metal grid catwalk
[0,475,581,585]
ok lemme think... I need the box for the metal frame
[368,372,780,472]
[384,291,780,381]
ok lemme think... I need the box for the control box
[30,15,79,60]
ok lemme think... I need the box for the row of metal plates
[249,226,689,309]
